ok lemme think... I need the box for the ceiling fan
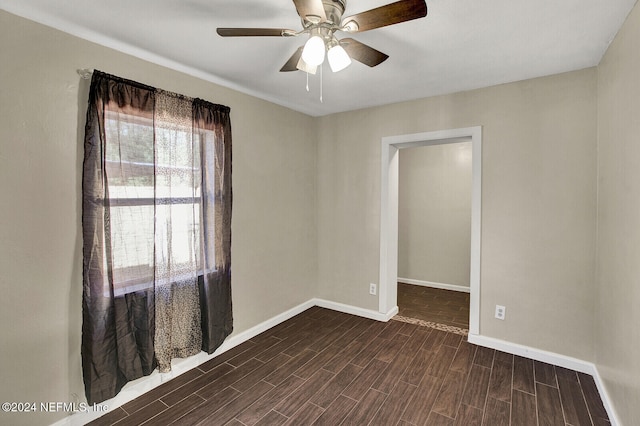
[217,0,428,74]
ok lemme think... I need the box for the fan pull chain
[320,64,323,103]
[306,72,309,92]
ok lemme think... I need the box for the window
[103,109,213,296]
[82,71,233,404]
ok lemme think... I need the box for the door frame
[378,126,482,335]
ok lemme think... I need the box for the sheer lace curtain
[82,71,232,404]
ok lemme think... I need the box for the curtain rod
[77,68,93,79]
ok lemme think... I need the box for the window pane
[103,110,206,294]
[155,127,201,199]
[105,112,155,193]
[110,204,154,294]
[155,203,201,279]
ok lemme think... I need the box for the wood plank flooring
[397,283,470,329]
[88,307,610,426]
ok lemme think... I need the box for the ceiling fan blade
[292,0,327,23]
[341,0,427,32]
[340,38,389,67]
[280,47,304,72]
[217,28,296,37]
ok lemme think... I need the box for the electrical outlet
[369,283,377,295]
[495,305,506,320]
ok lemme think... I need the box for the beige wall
[317,68,598,360]
[398,142,472,287]
[0,10,317,426]
[596,1,640,424]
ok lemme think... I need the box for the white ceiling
[1,0,637,116]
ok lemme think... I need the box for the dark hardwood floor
[397,283,470,329]
[88,307,610,425]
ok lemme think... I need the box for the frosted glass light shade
[302,36,325,66]
[328,44,351,72]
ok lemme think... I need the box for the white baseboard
[467,334,620,426]
[397,277,470,293]
[467,334,593,373]
[312,298,398,321]
[589,365,620,426]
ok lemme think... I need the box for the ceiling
[1,0,637,116]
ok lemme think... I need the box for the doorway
[397,140,472,329]
[378,126,481,336]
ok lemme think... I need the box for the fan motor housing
[322,0,346,26]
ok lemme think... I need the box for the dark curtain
[82,71,233,405]
[194,99,233,353]
[82,73,157,405]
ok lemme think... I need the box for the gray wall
[596,1,640,424]
[0,10,317,426]
[398,142,472,287]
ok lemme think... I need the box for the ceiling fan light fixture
[296,56,318,74]
[217,0,429,78]
[301,35,325,66]
[328,44,351,72]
